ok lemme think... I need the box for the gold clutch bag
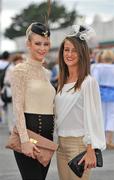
[6,127,58,167]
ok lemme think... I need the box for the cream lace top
[10,59,55,143]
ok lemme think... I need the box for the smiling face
[58,36,90,92]
[27,33,50,62]
[63,39,78,68]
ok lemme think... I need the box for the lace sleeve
[10,67,29,143]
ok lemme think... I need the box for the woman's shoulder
[12,61,27,74]
[10,62,28,80]
[82,75,97,88]
[85,74,96,81]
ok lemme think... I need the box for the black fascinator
[31,22,50,37]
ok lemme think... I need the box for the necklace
[66,77,77,84]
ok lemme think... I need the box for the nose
[67,50,72,56]
[40,44,45,50]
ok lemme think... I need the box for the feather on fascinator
[67,25,96,41]
[30,0,51,37]
[44,0,51,30]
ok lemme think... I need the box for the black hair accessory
[31,22,50,37]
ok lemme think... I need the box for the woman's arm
[79,76,106,170]
[10,67,29,143]
[83,76,106,150]
[10,66,40,158]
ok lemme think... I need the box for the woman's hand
[21,141,40,159]
[78,145,96,171]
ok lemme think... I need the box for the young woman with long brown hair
[55,25,106,180]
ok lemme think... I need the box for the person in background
[91,49,114,150]
[50,60,59,91]
[55,25,106,180]
[0,51,11,124]
[89,48,96,64]
[11,53,24,65]
[10,22,55,180]
[0,51,11,90]
[95,50,103,63]
[1,53,24,133]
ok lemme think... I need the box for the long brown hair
[58,36,90,92]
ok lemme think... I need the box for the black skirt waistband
[24,113,54,140]
[24,112,54,117]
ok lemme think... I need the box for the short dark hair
[1,51,10,60]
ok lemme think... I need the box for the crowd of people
[91,48,114,150]
[0,51,24,132]
[0,21,114,180]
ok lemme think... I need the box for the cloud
[1,0,114,52]
[2,0,42,11]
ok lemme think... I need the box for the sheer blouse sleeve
[10,66,29,143]
[83,76,106,150]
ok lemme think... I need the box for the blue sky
[0,0,114,52]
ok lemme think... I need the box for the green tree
[4,1,78,39]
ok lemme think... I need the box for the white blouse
[55,75,106,150]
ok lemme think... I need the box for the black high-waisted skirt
[25,113,54,140]
[14,113,54,180]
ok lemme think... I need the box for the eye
[64,48,70,52]
[72,49,76,53]
[35,42,42,46]
[64,48,77,54]
[44,42,50,46]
